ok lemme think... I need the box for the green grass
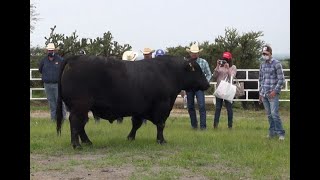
[31,109,290,179]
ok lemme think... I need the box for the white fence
[30,68,290,101]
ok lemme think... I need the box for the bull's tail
[56,58,68,136]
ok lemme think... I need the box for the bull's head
[183,61,210,91]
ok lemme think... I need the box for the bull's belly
[92,106,147,120]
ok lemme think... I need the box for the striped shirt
[259,58,285,96]
[196,58,212,82]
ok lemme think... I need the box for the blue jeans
[186,90,206,129]
[44,83,66,121]
[262,94,285,137]
[214,97,233,128]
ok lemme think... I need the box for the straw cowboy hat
[141,47,155,55]
[46,43,56,50]
[122,50,138,61]
[186,43,203,53]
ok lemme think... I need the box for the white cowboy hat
[186,43,203,53]
[122,51,138,61]
[141,47,155,55]
[46,43,56,50]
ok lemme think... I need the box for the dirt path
[30,153,209,180]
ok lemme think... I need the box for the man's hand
[259,95,263,104]
[268,90,276,99]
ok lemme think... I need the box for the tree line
[30,26,290,88]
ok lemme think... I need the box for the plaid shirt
[196,58,212,82]
[259,58,285,96]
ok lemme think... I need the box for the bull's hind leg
[69,113,81,149]
[127,116,143,141]
[69,111,90,149]
[79,116,92,145]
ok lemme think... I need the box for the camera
[218,60,227,65]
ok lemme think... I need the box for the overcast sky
[30,0,290,55]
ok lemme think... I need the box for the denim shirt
[38,54,64,83]
[196,58,212,83]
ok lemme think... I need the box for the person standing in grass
[38,43,67,121]
[258,45,286,140]
[185,43,212,130]
[213,51,237,129]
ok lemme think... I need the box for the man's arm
[204,60,212,82]
[274,62,285,93]
[38,58,44,74]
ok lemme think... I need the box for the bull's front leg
[156,122,167,144]
[127,116,143,141]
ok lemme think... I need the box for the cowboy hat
[141,47,155,55]
[46,43,56,50]
[186,43,203,53]
[122,50,138,61]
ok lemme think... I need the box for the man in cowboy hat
[107,50,139,124]
[122,50,139,61]
[141,47,155,60]
[185,42,212,130]
[39,43,67,121]
[137,47,155,124]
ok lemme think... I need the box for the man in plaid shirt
[259,45,286,140]
[185,43,212,130]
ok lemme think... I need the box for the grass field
[30,108,290,179]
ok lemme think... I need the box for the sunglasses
[262,53,269,56]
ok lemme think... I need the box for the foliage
[166,27,265,70]
[43,26,132,58]
[30,26,133,88]
[30,3,39,33]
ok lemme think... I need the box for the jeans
[44,83,66,121]
[186,90,206,129]
[262,94,285,137]
[214,97,233,128]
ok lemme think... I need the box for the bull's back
[61,56,179,111]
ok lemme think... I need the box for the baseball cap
[155,49,165,57]
[222,52,232,60]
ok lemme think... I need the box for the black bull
[56,55,210,149]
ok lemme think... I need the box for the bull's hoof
[157,139,167,145]
[72,144,82,150]
[82,141,93,146]
[127,136,135,141]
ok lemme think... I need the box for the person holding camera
[213,51,237,129]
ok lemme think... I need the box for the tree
[166,27,265,70]
[30,3,39,33]
[213,27,264,69]
[43,26,132,59]
[87,31,131,58]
